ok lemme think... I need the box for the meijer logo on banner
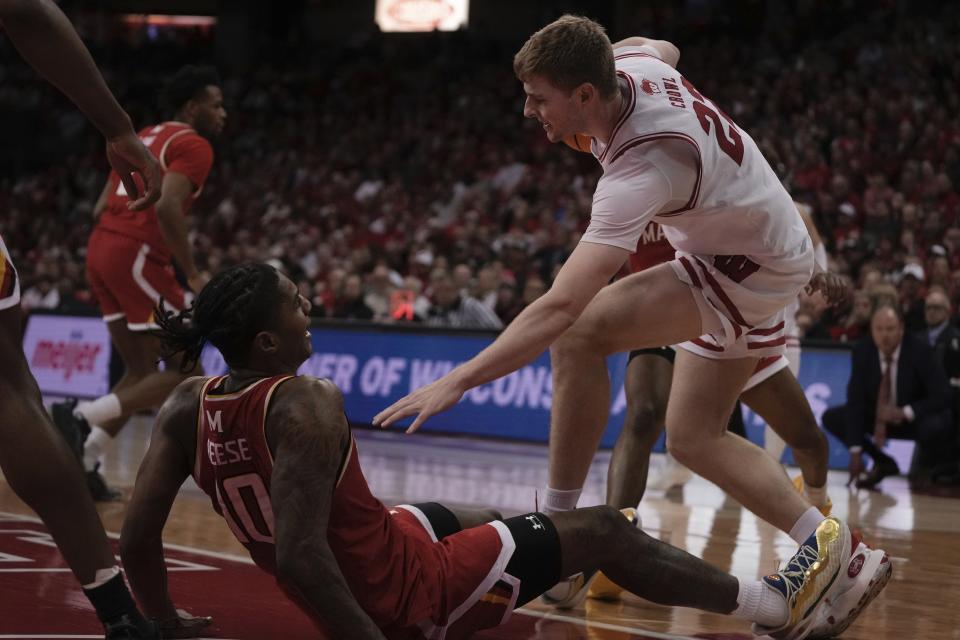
[23,314,111,398]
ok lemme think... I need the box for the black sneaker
[104,614,160,639]
[50,399,91,464]
[87,462,122,502]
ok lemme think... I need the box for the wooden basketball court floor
[1,418,959,639]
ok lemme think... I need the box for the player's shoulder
[168,128,213,153]
[614,46,668,73]
[266,376,349,451]
[270,375,344,415]
[155,376,207,433]
[165,375,209,409]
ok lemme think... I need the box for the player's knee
[665,433,703,467]
[550,330,593,363]
[585,505,629,543]
[625,399,666,438]
[792,423,829,456]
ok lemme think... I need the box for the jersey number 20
[681,78,744,166]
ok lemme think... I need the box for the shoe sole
[807,551,892,639]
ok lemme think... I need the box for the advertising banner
[23,314,112,398]
[27,314,864,468]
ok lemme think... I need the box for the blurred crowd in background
[2,2,960,336]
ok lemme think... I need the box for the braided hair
[156,263,282,372]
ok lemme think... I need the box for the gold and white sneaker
[751,517,853,640]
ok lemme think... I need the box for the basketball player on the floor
[0,0,207,636]
[53,65,226,500]
[124,264,866,640]
[374,16,889,637]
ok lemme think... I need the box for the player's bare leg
[764,346,801,463]
[605,353,671,508]
[0,307,115,581]
[0,305,156,636]
[547,265,821,542]
[742,368,830,510]
[668,350,813,533]
[545,264,701,509]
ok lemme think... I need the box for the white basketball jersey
[590,48,809,270]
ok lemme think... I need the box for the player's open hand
[373,374,466,433]
[106,131,162,211]
[806,271,847,306]
[157,609,213,639]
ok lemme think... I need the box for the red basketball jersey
[628,221,675,273]
[97,122,213,261]
[192,375,444,633]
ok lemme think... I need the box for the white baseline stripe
[0,512,255,565]
[514,609,699,640]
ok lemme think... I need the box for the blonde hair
[513,15,617,98]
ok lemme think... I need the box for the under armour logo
[525,514,544,530]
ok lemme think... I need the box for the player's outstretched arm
[611,36,680,67]
[373,241,628,432]
[120,378,212,638]
[269,378,387,640]
[0,0,162,209]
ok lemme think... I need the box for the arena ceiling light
[120,14,217,28]
[375,0,469,32]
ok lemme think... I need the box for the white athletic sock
[82,565,121,590]
[789,506,825,544]
[733,578,788,627]
[83,426,113,471]
[76,393,122,427]
[804,481,828,509]
[541,487,581,515]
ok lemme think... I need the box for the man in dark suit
[922,289,960,483]
[822,304,952,489]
